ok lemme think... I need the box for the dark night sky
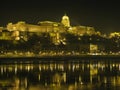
[0,0,120,33]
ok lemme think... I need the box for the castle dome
[61,14,70,27]
[62,14,69,20]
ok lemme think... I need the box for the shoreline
[0,54,120,59]
[0,54,120,64]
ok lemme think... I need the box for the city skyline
[0,0,120,33]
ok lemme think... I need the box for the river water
[0,59,120,90]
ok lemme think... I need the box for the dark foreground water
[0,59,120,90]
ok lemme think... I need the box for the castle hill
[0,14,120,58]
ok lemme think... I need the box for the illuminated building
[1,15,102,51]
[6,14,95,35]
[5,14,95,40]
[6,20,67,44]
[7,21,66,33]
[0,30,12,40]
[109,32,120,38]
[68,26,95,36]
[61,14,70,27]
[90,44,98,53]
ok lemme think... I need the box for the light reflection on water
[0,59,120,90]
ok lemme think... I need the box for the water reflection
[0,60,120,90]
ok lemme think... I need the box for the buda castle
[0,14,95,43]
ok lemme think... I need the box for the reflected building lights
[112,63,115,67]
[0,66,3,74]
[15,65,17,74]
[8,66,13,72]
[19,64,23,70]
[82,64,85,71]
[110,65,113,71]
[117,76,120,85]
[54,63,57,69]
[59,64,64,71]
[101,65,105,71]
[79,76,83,84]
[45,82,47,86]
[14,78,20,89]
[39,64,42,71]
[87,64,90,68]
[25,77,28,88]
[4,66,6,73]
[119,64,120,70]
[62,72,66,83]
[46,65,49,70]
[31,65,34,70]
[75,81,77,87]
[103,77,107,84]
[112,77,116,85]
[43,65,46,70]
[90,75,93,83]
[38,74,40,81]
[72,65,75,71]
[50,64,53,71]
[50,66,53,71]
[76,64,79,70]
[98,75,100,82]
[68,64,71,70]
[1,61,120,89]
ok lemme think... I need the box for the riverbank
[0,54,120,60]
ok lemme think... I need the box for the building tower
[61,14,70,27]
